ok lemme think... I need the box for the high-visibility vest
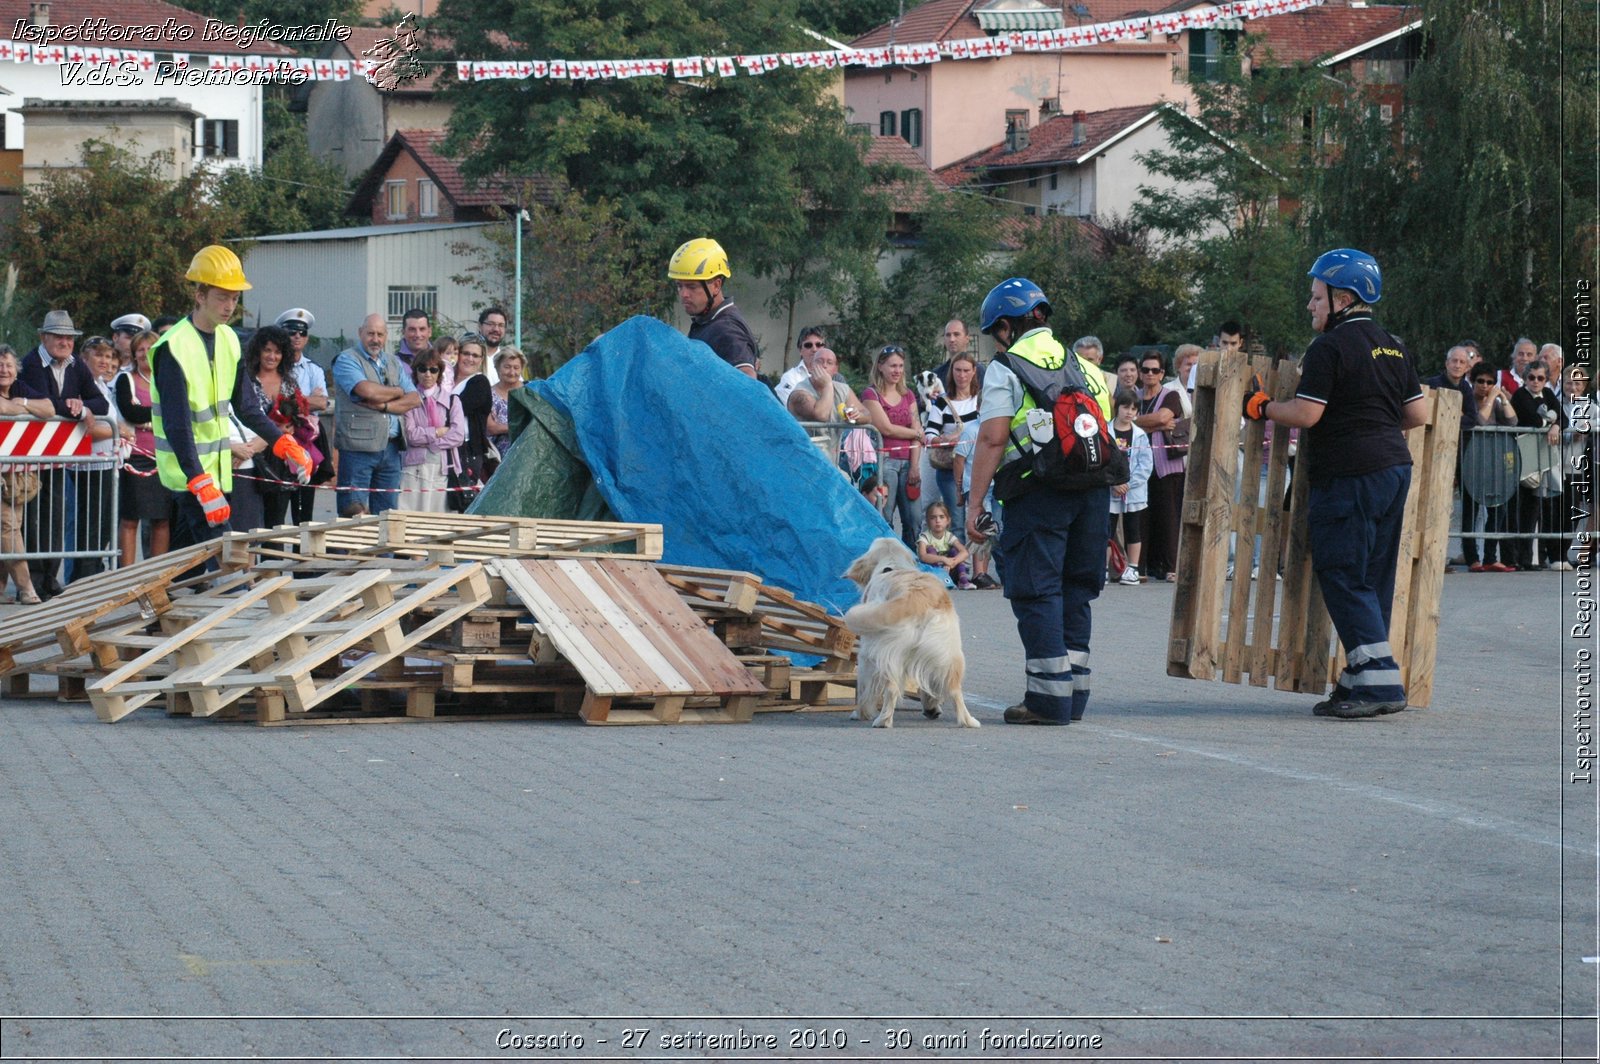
[150,317,238,492]
[999,328,1111,468]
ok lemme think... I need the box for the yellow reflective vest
[150,317,239,492]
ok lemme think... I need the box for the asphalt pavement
[0,565,1592,1063]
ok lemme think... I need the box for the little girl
[1109,387,1153,586]
[916,500,972,589]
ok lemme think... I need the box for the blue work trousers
[1307,465,1411,704]
[997,485,1109,722]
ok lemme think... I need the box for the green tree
[829,188,1001,373]
[431,0,890,330]
[1312,0,1597,364]
[8,142,240,329]
[1132,55,1324,356]
[792,0,903,40]
[450,180,661,371]
[212,96,356,238]
[1012,213,1199,354]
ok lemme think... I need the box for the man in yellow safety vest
[150,245,313,541]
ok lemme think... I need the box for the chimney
[1072,109,1086,146]
[28,2,49,28]
[1005,119,1030,154]
[1040,96,1061,119]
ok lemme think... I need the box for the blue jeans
[997,485,1110,722]
[878,456,921,550]
[1307,465,1411,704]
[337,440,402,515]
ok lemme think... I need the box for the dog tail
[843,585,950,636]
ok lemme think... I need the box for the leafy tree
[430,0,890,330]
[211,96,356,238]
[1312,0,1597,365]
[450,180,662,371]
[829,188,1001,373]
[1133,52,1325,356]
[792,0,903,41]
[7,142,240,330]
[1012,212,1199,354]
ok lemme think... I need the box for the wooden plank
[1222,354,1273,684]
[507,561,660,694]
[592,561,765,695]
[552,559,697,694]
[1399,386,1459,708]
[491,561,633,695]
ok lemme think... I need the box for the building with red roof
[346,128,558,226]
[848,0,1421,171]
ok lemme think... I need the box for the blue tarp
[502,315,891,614]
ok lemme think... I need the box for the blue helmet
[979,277,1050,335]
[1307,248,1382,304]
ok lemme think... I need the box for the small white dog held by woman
[843,537,980,728]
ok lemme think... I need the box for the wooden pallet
[222,511,664,567]
[492,557,767,724]
[1167,350,1461,707]
[657,564,856,670]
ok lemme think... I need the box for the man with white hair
[1540,344,1565,396]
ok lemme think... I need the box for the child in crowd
[1109,387,1153,586]
[917,500,972,589]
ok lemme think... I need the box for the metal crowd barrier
[0,416,122,579]
[1459,422,1592,554]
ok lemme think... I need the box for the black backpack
[992,350,1129,501]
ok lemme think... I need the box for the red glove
[1243,390,1271,421]
[271,434,313,484]
[188,473,231,527]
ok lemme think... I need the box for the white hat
[275,307,315,330]
[110,313,152,334]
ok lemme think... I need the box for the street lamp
[513,207,530,350]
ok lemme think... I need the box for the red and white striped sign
[0,418,91,457]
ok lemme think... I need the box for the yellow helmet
[667,237,731,282]
[185,244,252,291]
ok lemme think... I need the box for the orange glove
[188,473,231,527]
[1243,389,1271,421]
[271,434,313,484]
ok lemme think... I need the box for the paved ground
[0,565,1591,1063]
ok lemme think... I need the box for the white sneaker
[1250,566,1259,580]
[1226,564,1235,579]
[1550,561,1574,572]
[1119,567,1141,586]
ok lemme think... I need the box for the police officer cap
[110,313,151,334]
[275,307,316,330]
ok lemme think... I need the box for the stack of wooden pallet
[0,513,856,726]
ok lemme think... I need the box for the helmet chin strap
[1323,289,1358,332]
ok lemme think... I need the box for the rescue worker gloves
[271,435,314,484]
[188,473,231,527]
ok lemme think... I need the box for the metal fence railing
[0,417,122,586]
[1459,423,1592,563]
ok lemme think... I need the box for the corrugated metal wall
[363,225,500,336]
[241,239,369,345]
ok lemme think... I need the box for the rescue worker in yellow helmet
[668,237,759,378]
[149,245,313,539]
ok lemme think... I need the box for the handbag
[928,441,955,471]
[1,466,40,505]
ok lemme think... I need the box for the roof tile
[937,102,1160,183]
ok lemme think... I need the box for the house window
[900,108,922,148]
[387,286,437,325]
[1188,29,1238,82]
[879,110,897,137]
[198,119,239,158]
[417,179,438,217]
[1048,172,1058,190]
[385,180,407,220]
[1378,103,1394,124]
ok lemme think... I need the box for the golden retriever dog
[842,537,980,728]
